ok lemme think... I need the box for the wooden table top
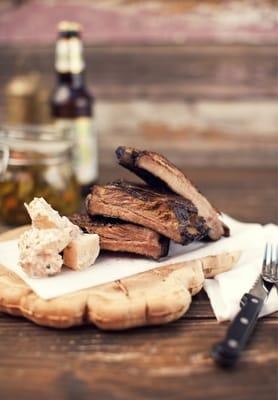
[0,166,277,400]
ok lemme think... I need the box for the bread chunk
[19,198,101,277]
[63,234,100,271]
[18,228,71,277]
[25,197,80,239]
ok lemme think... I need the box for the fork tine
[270,244,275,279]
[262,243,268,273]
[274,244,278,282]
[268,244,278,282]
[268,244,273,275]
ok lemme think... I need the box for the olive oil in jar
[0,125,80,226]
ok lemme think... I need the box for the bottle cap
[69,22,82,32]
[58,21,72,32]
[58,21,82,32]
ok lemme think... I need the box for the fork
[212,243,278,367]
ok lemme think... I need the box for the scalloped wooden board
[0,227,240,330]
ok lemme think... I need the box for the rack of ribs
[86,180,208,245]
[69,213,170,260]
[115,146,229,240]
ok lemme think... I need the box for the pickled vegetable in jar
[0,125,80,226]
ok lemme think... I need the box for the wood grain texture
[0,45,276,100]
[0,252,239,329]
[0,315,276,400]
[1,45,277,169]
[0,0,277,45]
[0,165,277,399]
[96,100,277,168]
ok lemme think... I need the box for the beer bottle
[51,21,98,194]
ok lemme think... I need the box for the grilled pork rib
[70,213,170,260]
[116,146,229,240]
[86,180,208,245]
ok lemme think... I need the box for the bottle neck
[55,35,85,88]
[56,72,85,89]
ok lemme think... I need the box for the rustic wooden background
[0,0,277,170]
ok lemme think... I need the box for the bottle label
[68,37,84,74]
[55,39,70,73]
[55,37,84,74]
[54,117,98,185]
[74,117,98,184]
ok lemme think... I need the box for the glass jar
[0,125,80,226]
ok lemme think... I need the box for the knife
[212,274,274,368]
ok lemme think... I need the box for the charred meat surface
[70,213,170,260]
[116,146,229,240]
[86,180,208,245]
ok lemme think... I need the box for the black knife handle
[212,293,264,367]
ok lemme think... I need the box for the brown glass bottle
[51,22,98,195]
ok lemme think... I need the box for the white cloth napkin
[0,215,277,321]
[204,218,278,321]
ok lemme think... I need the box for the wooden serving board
[0,227,240,330]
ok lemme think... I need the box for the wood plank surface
[1,45,277,169]
[0,165,277,399]
[0,0,277,45]
[0,45,276,101]
[94,98,278,169]
[0,315,276,400]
